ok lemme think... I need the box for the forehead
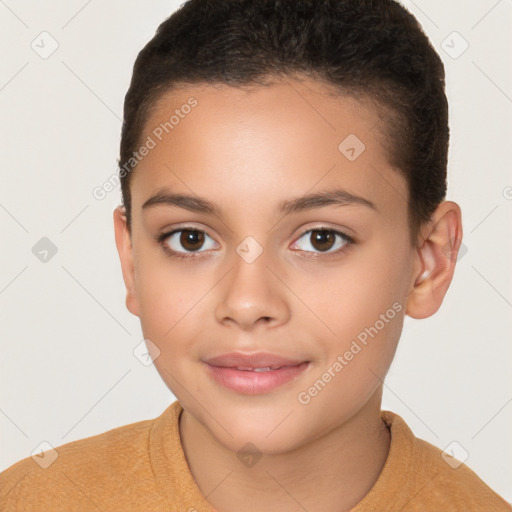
[129,78,408,223]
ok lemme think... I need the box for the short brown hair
[119,0,448,239]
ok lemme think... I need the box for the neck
[179,389,390,512]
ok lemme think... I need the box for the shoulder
[381,411,511,511]
[0,414,163,510]
[413,437,511,510]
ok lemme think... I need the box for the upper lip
[203,352,308,370]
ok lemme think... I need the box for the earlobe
[113,206,139,317]
[406,201,463,319]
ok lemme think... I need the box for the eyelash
[155,226,356,261]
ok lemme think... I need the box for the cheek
[134,258,199,357]
[296,286,404,427]
[304,247,409,340]
[295,238,409,393]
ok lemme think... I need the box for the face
[116,77,420,454]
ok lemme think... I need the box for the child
[1,0,510,510]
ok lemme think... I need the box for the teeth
[235,366,272,372]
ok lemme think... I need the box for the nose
[215,247,291,331]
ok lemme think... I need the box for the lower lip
[204,362,310,395]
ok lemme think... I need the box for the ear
[406,201,463,319]
[113,206,139,317]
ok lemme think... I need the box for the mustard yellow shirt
[1,401,510,511]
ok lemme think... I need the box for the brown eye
[291,227,352,255]
[180,230,205,251]
[310,230,336,252]
[162,228,217,255]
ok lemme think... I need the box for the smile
[203,352,310,395]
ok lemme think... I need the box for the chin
[205,405,314,456]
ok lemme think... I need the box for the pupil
[181,230,204,251]
[311,230,334,251]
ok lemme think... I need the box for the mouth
[203,352,311,395]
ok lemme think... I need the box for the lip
[203,352,310,395]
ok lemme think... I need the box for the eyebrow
[141,187,377,215]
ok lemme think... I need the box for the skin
[114,76,462,512]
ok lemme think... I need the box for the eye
[157,228,217,257]
[291,227,354,256]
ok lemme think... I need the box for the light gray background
[1,0,511,503]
